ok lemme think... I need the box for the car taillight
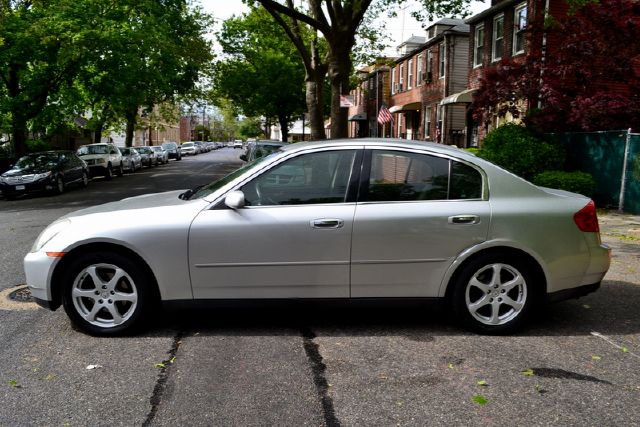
[574,200,600,232]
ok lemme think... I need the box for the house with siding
[388,19,470,146]
[465,0,573,144]
[347,60,393,138]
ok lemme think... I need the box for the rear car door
[350,147,490,298]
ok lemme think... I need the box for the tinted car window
[365,151,449,202]
[363,150,482,202]
[241,150,357,206]
[449,161,483,199]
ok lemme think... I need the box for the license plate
[15,185,25,191]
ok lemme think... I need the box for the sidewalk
[599,211,640,240]
[598,211,640,284]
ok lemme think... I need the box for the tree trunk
[11,114,27,158]
[147,126,153,146]
[125,107,137,147]
[93,122,104,144]
[328,36,352,139]
[278,114,290,142]
[305,72,326,140]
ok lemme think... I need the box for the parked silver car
[180,141,197,156]
[119,147,142,173]
[150,146,168,164]
[24,139,610,335]
[135,146,158,167]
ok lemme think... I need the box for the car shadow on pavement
[147,280,640,338]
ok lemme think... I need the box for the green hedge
[533,171,596,197]
[478,123,565,180]
[25,139,53,153]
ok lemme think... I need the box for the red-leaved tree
[472,0,640,132]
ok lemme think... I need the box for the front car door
[188,147,362,299]
[351,147,490,298]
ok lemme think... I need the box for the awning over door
[388,102,421,113]
[440,88,475,105]
[348,113,367,121]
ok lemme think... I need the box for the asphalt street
[1,147,639,426]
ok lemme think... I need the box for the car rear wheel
[61,252,155,335]
[81,171,89,187]
[105,164,113,180]
[451,253,536,334]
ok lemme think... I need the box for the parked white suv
[76,143,123,180]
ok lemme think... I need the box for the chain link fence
[555,129,640,214]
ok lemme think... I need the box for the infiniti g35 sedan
[24,139,610,335]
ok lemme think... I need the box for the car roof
[280,138,475,160]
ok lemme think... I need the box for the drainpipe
[619,128,632,213]
[538,0,550,109]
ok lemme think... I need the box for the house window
[391,67,396,94]
[474,24,484,67]
[439,42,445,78]
[399,63,405,91]
[427,50,433,83]
[417,54,424,85]
[425,107,432,139]
[492,14,504,62]
[408,59,414,89]
[513,4,527,55]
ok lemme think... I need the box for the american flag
[377,103,393,125]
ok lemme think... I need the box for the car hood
[78,154,109,161]
[2,167,52,176]
[62,190,196,218]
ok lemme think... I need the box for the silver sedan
[24,139,610,335]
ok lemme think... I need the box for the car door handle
[311,219,344,229]
[448,215,479,225]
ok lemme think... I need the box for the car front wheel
[61,252,156,335]
[451,253,536,335]
[105,164,113,180]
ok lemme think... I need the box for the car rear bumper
[547,281,601,303]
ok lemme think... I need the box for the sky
[198,0,490,54]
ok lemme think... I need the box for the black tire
[105,164,113,180]
[117,162,124,177]
[177,154,181,161]
[451,253,538,335]
[61,251,157,336]
[81,171,89,188]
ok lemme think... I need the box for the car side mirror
[239,154,247,162]
[225,190,245,210]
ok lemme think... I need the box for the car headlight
[34,171,52,181]
[0,176,7,184]
[31,219,71,252]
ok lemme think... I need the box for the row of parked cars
[0,141,182,200]
[180,140,225,155]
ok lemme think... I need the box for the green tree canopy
[213,6,306,142]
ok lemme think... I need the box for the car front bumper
[0,177,56,196]
[24,250,60,310]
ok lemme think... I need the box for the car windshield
[77,145,108,155]
[120,148,130,155]
[14,153,59,169]
[182,143,193,147]
[137,147,150,154]
[187,152,279,200]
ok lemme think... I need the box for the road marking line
[591,331,640,359]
